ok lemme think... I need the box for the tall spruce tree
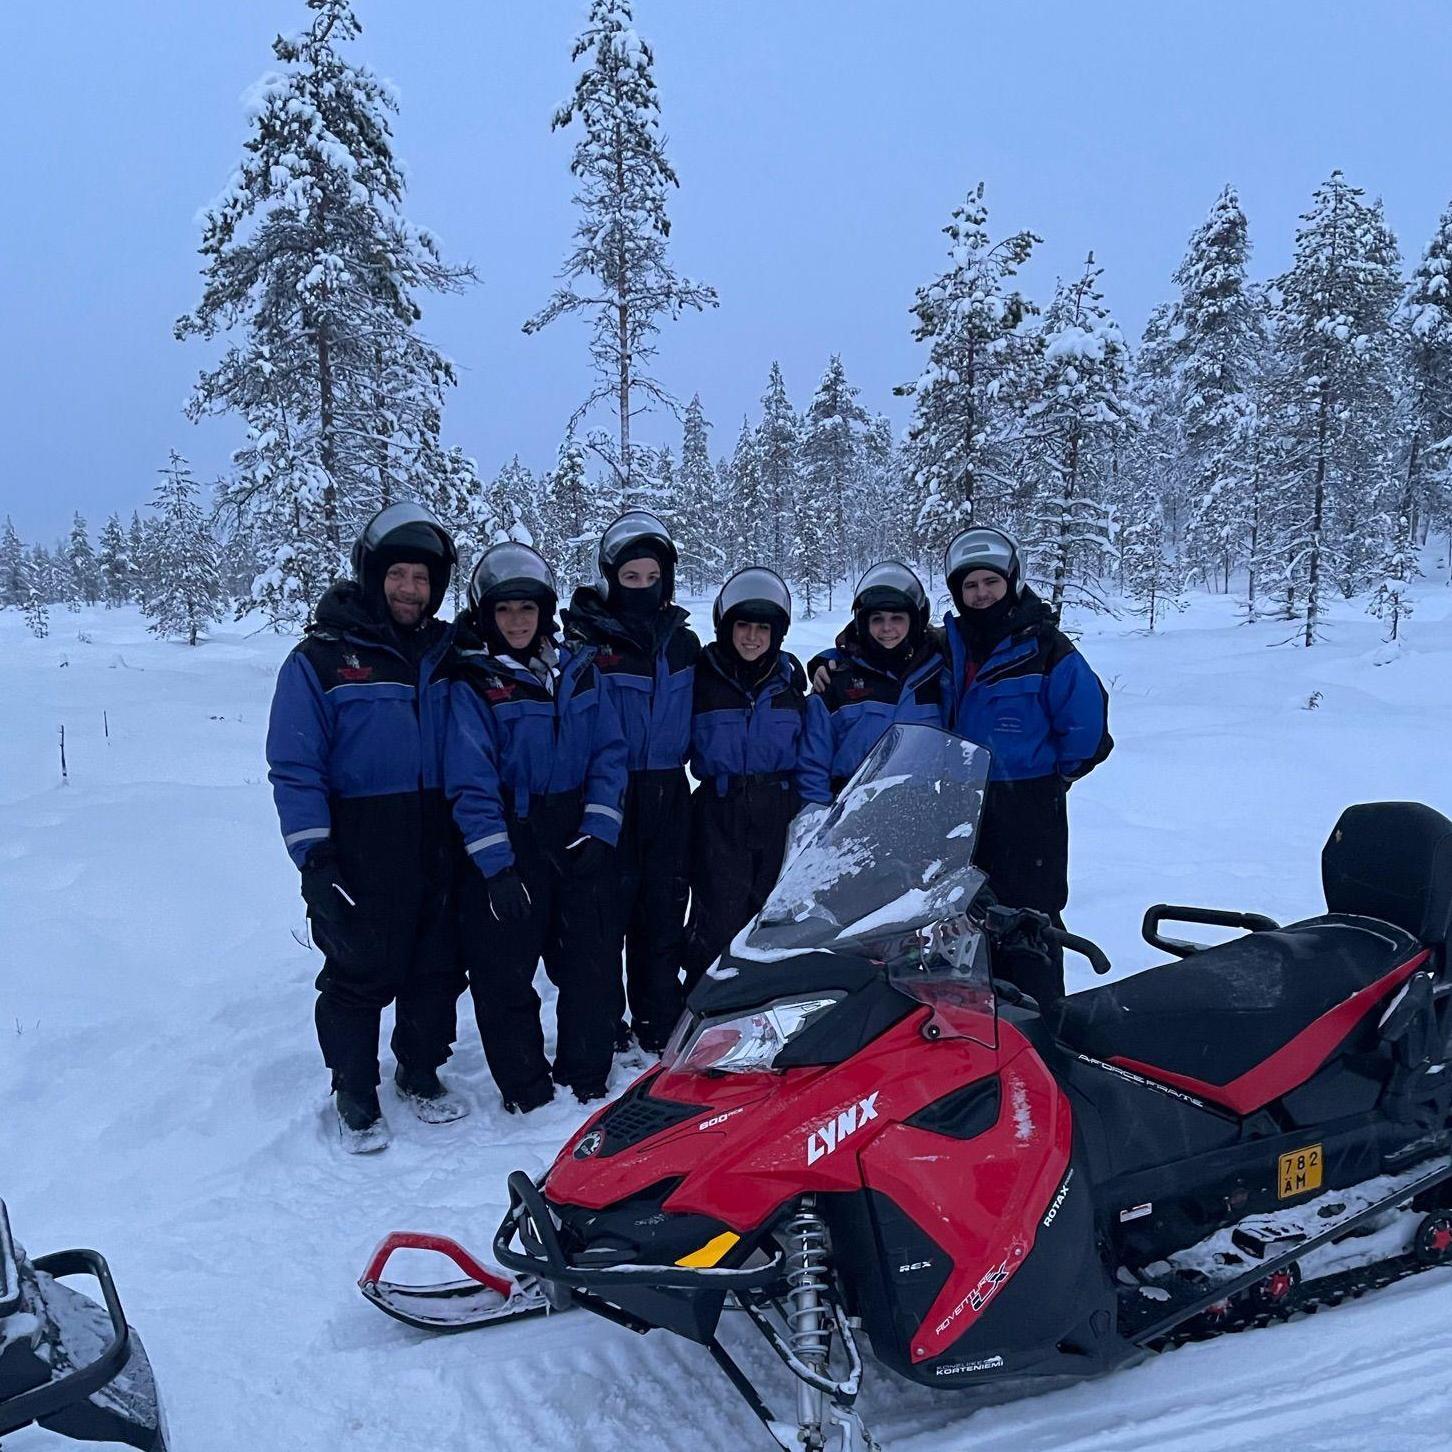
[755,363,800,579]
[97,513,132,607]
[1273,171,1403,645]
[64,513,99,609]
[143,453,224,645]
[898,183,1039,543]
[0,518,25,608]
[800,355,870,608]
[524,0,717,486]
[176,0,475,624]
[1021,255,1132,616]
[1170,186,1260,591]
[542,433,595,592]
[674,395,722,595]
[722,418,761,572]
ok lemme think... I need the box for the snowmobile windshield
[748,724,990,955]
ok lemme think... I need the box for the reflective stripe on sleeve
[583,803,623,824]
[465,832,511,857]
[284,827,331,848]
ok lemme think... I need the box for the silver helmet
[851,560,929,625]
[712,566,792,631]
[945,526,1021,596]
[596,509,678,600]
[350,501,457,615]
[468,541,558,612]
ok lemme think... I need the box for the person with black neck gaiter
[797,560,949,804]
[941,525,1113,1004]
[682,568,822,989]
[561,511,701,1055]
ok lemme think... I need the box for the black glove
[300,841,357,930]
[568,835,615,879]
[486,867,532,922]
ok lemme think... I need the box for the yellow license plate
[1278,1144,1323,1199]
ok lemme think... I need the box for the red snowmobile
[363,724,1452,1451]
[0,1201,168,1450]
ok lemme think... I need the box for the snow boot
[503,1078,556,1115]
[336,1086,391,1154]
[394,1064,470,1124]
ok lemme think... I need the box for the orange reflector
[674,1231,740,1268]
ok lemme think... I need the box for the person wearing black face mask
[561,511,701,1054]
[681,569,824,989]
[797,561,949,804]
[942,526,1113,1003]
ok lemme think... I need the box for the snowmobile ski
[357,1230,559,1333]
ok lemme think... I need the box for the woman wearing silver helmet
[445,541,628,1110]
[682,568,827,988]
[797,560,949,804]
[561,510,702,1054]
[941,525,1113,1001]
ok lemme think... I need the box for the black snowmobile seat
[1322,801,1452,948]
[1047,914,1422,1113]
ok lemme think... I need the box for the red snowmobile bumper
[0,1201,169,1451]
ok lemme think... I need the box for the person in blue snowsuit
[445,542,628,1111]
[798,560,948,805]
[561,511,700,1054]
[682,568,825,989]
[942,525,1113,1001]
[265,502,467,1152]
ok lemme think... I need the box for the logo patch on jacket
[485,681,517,703]
[337,662,373,683]
[595,649,622,669]
[843,678,871,701]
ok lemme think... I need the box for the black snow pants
[975,775,1071,1005]
[604,768,691,1051]
[682,775,799,991]
[458,791,617,1103]
[310,798,464,1093]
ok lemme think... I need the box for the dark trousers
[311,887,463,1093]
[458,794,616,1102]
[682,777,798,991]
[605,768,691,1050]
[976,775,1071,1004]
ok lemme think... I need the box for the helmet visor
[715,567,792,627]
[852,561,927,615]
[468,542,558,610]
[599,509,677,570]
[946,528,1019,584]
[358,501,455,562]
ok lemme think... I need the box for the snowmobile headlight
[668,996,842,1075]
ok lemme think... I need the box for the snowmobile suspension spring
[785,1198,833,1369]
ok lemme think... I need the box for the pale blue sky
[3,1,1450,540]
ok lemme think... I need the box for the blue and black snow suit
[682,644,822,987]
[445,620,627,1104]
[562,586,700,1050]
[265,581,463,1092]
[944,587,1112,997]
[797,627,949,804]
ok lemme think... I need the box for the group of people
[265,504,1112,1151]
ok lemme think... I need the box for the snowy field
[5,575,1452,1452]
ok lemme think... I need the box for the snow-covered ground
[5,574,1452,1452]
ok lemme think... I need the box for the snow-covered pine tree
[1384,200,1452,628]
[674,395,722,595]
[799,355,871,609]
[755,363,800,579]
[1273,171,1403,645]
[524,0,717,487]
[176,0,475,623]
[142,452,224,645]
[127,513,149,598]
[1169,186,1261,592]
[23,584,48,639]
[64,513,99,610]
[897,183,1039,546]
[542,433,595,592]
[723,415,763,572]
[97,513,132,607]
[1021,255,1132,617]
[26,545,62,605]
[0,517,26,608]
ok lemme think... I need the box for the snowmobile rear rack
[0,1201,168,1450]
[1142,903,1281,958]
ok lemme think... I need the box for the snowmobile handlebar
[1142,903,1282,959]
[1043,924,1113,976]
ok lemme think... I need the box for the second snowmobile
[367,724,1452,1451]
